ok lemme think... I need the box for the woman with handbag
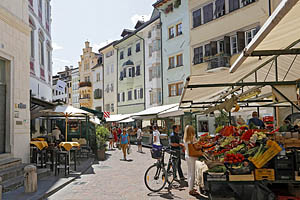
[183,125,203,196]
[120,128,130,161]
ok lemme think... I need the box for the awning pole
[65,114,68,142]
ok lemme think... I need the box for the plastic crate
[275,170,295,181]
[204,171,228,182]
[249,140,282,168]
[255,168,275,181]
[274,154,294,170]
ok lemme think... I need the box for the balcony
[205,54,230,70]
[79,81,92,88]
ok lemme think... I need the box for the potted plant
[95,125,110,161]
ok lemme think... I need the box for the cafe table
[59,142,80,170]
[30,141,48,150]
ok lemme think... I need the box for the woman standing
[108,128,114,150]
[120,128,130,161]
[112,128,118,148]
[183,125,201,196]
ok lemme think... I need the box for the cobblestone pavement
[48,145,206,200]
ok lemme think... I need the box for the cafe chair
[55,150,70,176]
[31,146,47,168]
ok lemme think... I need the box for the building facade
[71,67,80,108]
[28,0,52,101]
[78,41,100,109]
[154,0,191,105]
[99,42,118,114]
[0,1,31,162]
[143,14,162,109]
[189,0,282,75]
[92,56,104,112]
[114,22,153,114]
[52,66,73,104]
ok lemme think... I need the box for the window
[134,89,137,99]
[168,82,184,97]
[122,92,125,102]
[110,83,114,92]
[168,27,175,39]
[38,38,44,66]
[96,72,100,82]
[106,50,114,58]
[176,23,182,36]
[128,68,132,77]
[194,46,203,64]
[136,43,140,52]
[176,54,183,67]
[111,104,114,112]
[128,91,132,100]
[203,3,213,24]
[132,67,135,77]
[47,49,51,72]
[204,44,211,57]
[136,65,141,76]
[193,9,201,28]
[149,45,153,57]
[120,51,124,60]
[94,89,103,99]
[128,47,132,56]
[218,40,224,54]
[245,28,257,46]
[215,0,225,18]
[230,35,237,55]
[30,30,34,58]
[148,31,152,38]
[169,56,175,69]
[123,68,126,78]
[153,40,161,52]
[106,84,110,93]
[229,0,240,12]
[120,71,123,80]
[117,93,120,102]
[139,88,143,99]
[242,0,255,7]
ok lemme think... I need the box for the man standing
[170,125,185,181]
[248,111,265,129]
[136,126,143,153]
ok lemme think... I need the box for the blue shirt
[248,118,265,128]
[121,133,128,144]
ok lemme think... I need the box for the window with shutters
[193,9,201,28]
[229,0,240,12]
[215,0,225,18]
[218,40,224,54]
[176,54,183,67]
[230,35,237,55]
[128,91,132,101]
[140,88,143,99]
[117,93,120,102]
[134,89,137,100]
[203,3,213,24]
[128,47,132,56]
[123,68,127,78]
[136,65,141,76]
[122,92,125,102]
[193,46,203,65]
[136,43,140,52]
[168,26,175,39]
[169,56,175,69]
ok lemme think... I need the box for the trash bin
[24,165,37,193]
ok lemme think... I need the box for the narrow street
[48,145,205,200]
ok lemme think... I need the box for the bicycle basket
[151,148,162,159]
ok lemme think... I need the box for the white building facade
[153,0,191,105]
[29,0,52,101]
[92,57,104,112]
[71,68,80,108]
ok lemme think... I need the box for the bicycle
[144,147,180,192]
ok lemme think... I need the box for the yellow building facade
[189,0,281,75]
[78,41,99,108]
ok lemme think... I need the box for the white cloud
[52,42,63,51]
[92,39,114,52]
[131,14,151,26]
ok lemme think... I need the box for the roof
[180,0,300,112]
[98,40,118,53]
[134,20,145,29]
[121,29,134,37]
[114,15,160,47]
[153,0,171,8]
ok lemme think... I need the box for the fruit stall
[197,125,300,199]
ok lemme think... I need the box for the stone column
[24,165,37,193]
[0,177,2,200]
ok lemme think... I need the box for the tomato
[233,159,238,163]
[229,161,233,164]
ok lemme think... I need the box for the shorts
[137,138,142,145]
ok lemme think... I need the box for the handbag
[127,145,131,154]
[188,143,203,157]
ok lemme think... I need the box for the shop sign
[15,103,26,109]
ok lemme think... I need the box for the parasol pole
[65,113,69,142]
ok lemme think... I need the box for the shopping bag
[127,145,131,154]
[188,143,203,157]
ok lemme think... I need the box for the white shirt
[153,130,161,146]
[52,129,61,140]
[137,129,142,139]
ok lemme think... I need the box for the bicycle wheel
[144,163,167,192]
[166,159,174,184]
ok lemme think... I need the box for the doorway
[0,59,6,153]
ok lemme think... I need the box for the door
[0,59,6,153]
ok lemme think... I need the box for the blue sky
[51,0,157,74]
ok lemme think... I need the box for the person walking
[120,128,130,161]
[112,128,118,148]
[136,126,143,153]
[170,125,185,181]
[108,128,114,150]
[184,125,201,196]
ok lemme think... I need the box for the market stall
[179,0,300,199]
